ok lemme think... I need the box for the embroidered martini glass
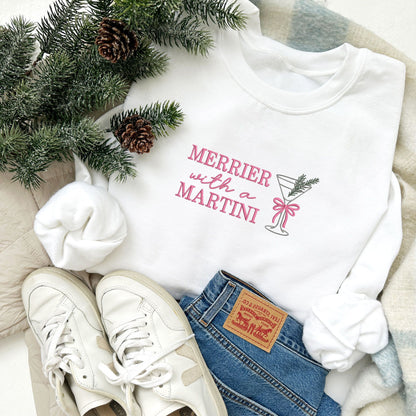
[265,174,315,236]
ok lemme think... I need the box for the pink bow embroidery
[272,198,300,228]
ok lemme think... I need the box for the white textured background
[0,0,414,414]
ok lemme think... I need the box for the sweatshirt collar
[218,28,367,114]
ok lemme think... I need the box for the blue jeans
[180,271,341,416]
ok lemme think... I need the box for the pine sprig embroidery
[288,174,319,197]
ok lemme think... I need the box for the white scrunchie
[34,181,127,271]
[302,293,389,372]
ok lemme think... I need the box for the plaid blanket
[253,1,416,415]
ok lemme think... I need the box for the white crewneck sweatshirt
[35,0,405,371]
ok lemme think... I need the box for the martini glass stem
[265,198,289,236]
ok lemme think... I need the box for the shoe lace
[40,307,84,389]
[99,312,194,392]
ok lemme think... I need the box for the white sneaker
[96,270,228,416]
[22,267,141,416]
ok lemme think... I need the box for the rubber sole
[99,270,228,416]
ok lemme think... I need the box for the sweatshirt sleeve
[33,106,129,271]
[302,173,402,371]
[34,180,127,271]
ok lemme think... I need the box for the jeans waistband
[199,270,304,345]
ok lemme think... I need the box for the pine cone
[96,18,138,63]
[115,115,155,154]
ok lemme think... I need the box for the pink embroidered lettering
[249,207,260,224]
[175,181,259,224]
[192,189,205,205]
[219,196,234,213]
[216,154,230,172]
[239,192,256,200]
[206,192,220,209]
[175,182,195,200]
[230,200,240,217]
[209,174,235,192]
[204,150,218,167]
[190,172,235,193]
[188,144,206,163]
[239,163,250,180]
[247,165,261,183]
[258,170,272,187]
[228,159,242,177]
[236,203,256,222]
[187,144,271,188]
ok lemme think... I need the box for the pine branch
[153,0,183,11]
[0,17,36,95]
[30,51,77,119]
[37,0,86,56]
[55,49,129,119]
[110,101,184,137]
[8,118,136,188]
[9,125,65,188]
[113,0,182,30]
[10,156,46,188]
[62,72,128,118]
[86,0,114,24]
[114,1,227,55]
[0,0,246,189]
[84,138,137,182]
[109,40,169,82]
[0,125,29,171]
[182,0,246,30]
[0,80,34,127]
[148,13,214,55]
[65,118,136,182]
[288,174,319,197]
[138,101,185,136]
[59,15,96,54]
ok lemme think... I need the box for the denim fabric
[180,271,341,416]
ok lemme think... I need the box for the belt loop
[199,281,236,327]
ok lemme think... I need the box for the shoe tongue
[101,289,144,325]
[102,289,148,358]
[66,374,111,415]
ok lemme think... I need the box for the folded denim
[180,270,341,416]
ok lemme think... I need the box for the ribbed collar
[219,28,367,114]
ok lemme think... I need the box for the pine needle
[183,0,247,30]
[0,125,29,171]
[0,17,36,95]
[147,13,214,56]
[110,101,185,137]
[37,0,86,56]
